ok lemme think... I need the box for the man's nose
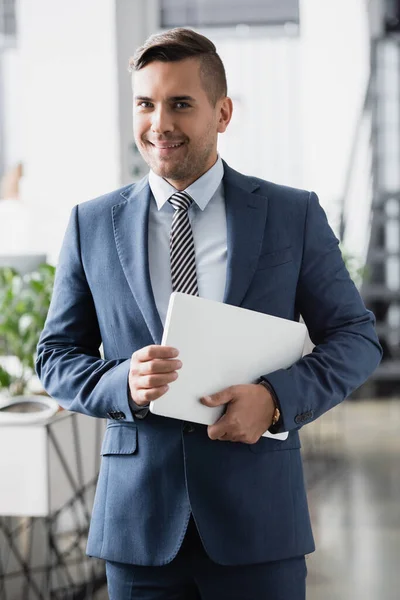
[151,107,174,134]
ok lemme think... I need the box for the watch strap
[257,378,282,433]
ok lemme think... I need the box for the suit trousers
[105,515,307,600]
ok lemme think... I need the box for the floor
[303,400,400,600]
[95,400,400,599]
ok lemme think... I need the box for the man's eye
[175,102,190,109]
[138,102,152,108]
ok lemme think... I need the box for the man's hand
[129,345,182,407]
[200,384,276,444]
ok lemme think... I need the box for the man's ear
[217,97,233,133]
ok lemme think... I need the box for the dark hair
[128,28,227,106]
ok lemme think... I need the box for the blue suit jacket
[36,162,382,566]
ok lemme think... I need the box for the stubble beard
[138,131,217,185]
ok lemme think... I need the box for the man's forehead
[133,61,205,100]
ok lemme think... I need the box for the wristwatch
[257,379,281,430]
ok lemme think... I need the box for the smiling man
[36,27,382,600]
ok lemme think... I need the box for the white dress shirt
[148,155,228,327]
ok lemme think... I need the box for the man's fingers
[136,384,170,403]
[138,358,182,375]
[129,346,181,406]
[134,345,179,362]
[200,386,235,407]
[139,372,179,389]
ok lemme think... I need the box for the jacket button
[183,422,195,433]
[294,415,302,424]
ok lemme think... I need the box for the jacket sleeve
[36,205,134,421]
[263,191,382,432]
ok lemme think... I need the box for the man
[36,27,382,599]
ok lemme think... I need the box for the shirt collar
[148,155,224,211]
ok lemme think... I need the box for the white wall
[299,0,370,228]
[12,0,120,261]
[2,49,22,172]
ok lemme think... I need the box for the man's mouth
[147,141,186,157]
[150,141,185,149]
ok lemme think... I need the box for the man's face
[133,58,231,189]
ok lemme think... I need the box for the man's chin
[151,162,186,181]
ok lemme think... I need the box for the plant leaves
[0,365,12,389]
[0,263,56,394]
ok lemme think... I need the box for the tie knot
[168,191,193,212]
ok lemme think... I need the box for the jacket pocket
[257,247,293,270]
[101,423,138,455]
[248,431,301,454]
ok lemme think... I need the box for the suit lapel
[112,177,164,344]
[222,162,269,307]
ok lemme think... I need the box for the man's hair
[128,28,227,106]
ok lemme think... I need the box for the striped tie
[168,191,199,296]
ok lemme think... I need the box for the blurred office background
[0,0,399,598]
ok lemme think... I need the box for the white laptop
[150,293,307,440]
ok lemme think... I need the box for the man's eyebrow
[134,95,196,102]
[169,96,196,102]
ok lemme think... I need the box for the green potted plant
[0,262,102,523]
[0,263,57,414]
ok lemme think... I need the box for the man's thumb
[200,388,233,407]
